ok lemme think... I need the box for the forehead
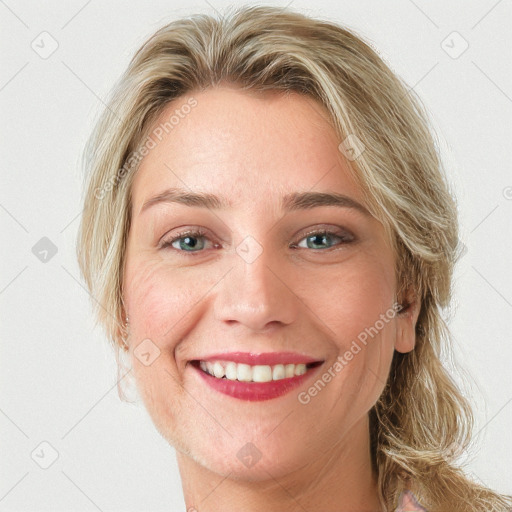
[130,85,364,212]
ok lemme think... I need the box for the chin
[172,421,321,481]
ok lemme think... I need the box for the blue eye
[160,229,210,252]
[295,230,354,250]
[160,227,355,254]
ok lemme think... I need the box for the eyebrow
[140,187,372,217]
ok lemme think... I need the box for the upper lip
[191,351,324,366]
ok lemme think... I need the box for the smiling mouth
[190,359,323,383]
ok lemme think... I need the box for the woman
[76,5,512,511]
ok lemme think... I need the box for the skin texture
[121,85,421,512]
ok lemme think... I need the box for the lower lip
[190,362,323,401]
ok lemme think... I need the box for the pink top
[395,490,428,511]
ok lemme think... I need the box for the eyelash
[159,228,211,252]
[159,226,355,254]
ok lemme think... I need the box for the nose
[214,241,299,333]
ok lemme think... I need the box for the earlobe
[394,291,421,354]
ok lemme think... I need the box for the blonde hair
[76,5,512,511]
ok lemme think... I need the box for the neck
[177,415,383,512]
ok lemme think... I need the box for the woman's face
[122,85,417,479]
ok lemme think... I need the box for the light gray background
[1,1,511,510]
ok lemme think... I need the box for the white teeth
[294,363,306,376]
[198,360,316,382]
[285,364,295,378]
[252,365,272,382]
[213,361,225,379]
[225,361,237,380]
[272,364,285,380]
[237,363,252,382]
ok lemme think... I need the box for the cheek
[123,255,204,343]
[122,256,199,438]
[302,252,396,343]
[300,252,397,408]
[317,318,397,431]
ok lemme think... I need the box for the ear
[394,287,421,354]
